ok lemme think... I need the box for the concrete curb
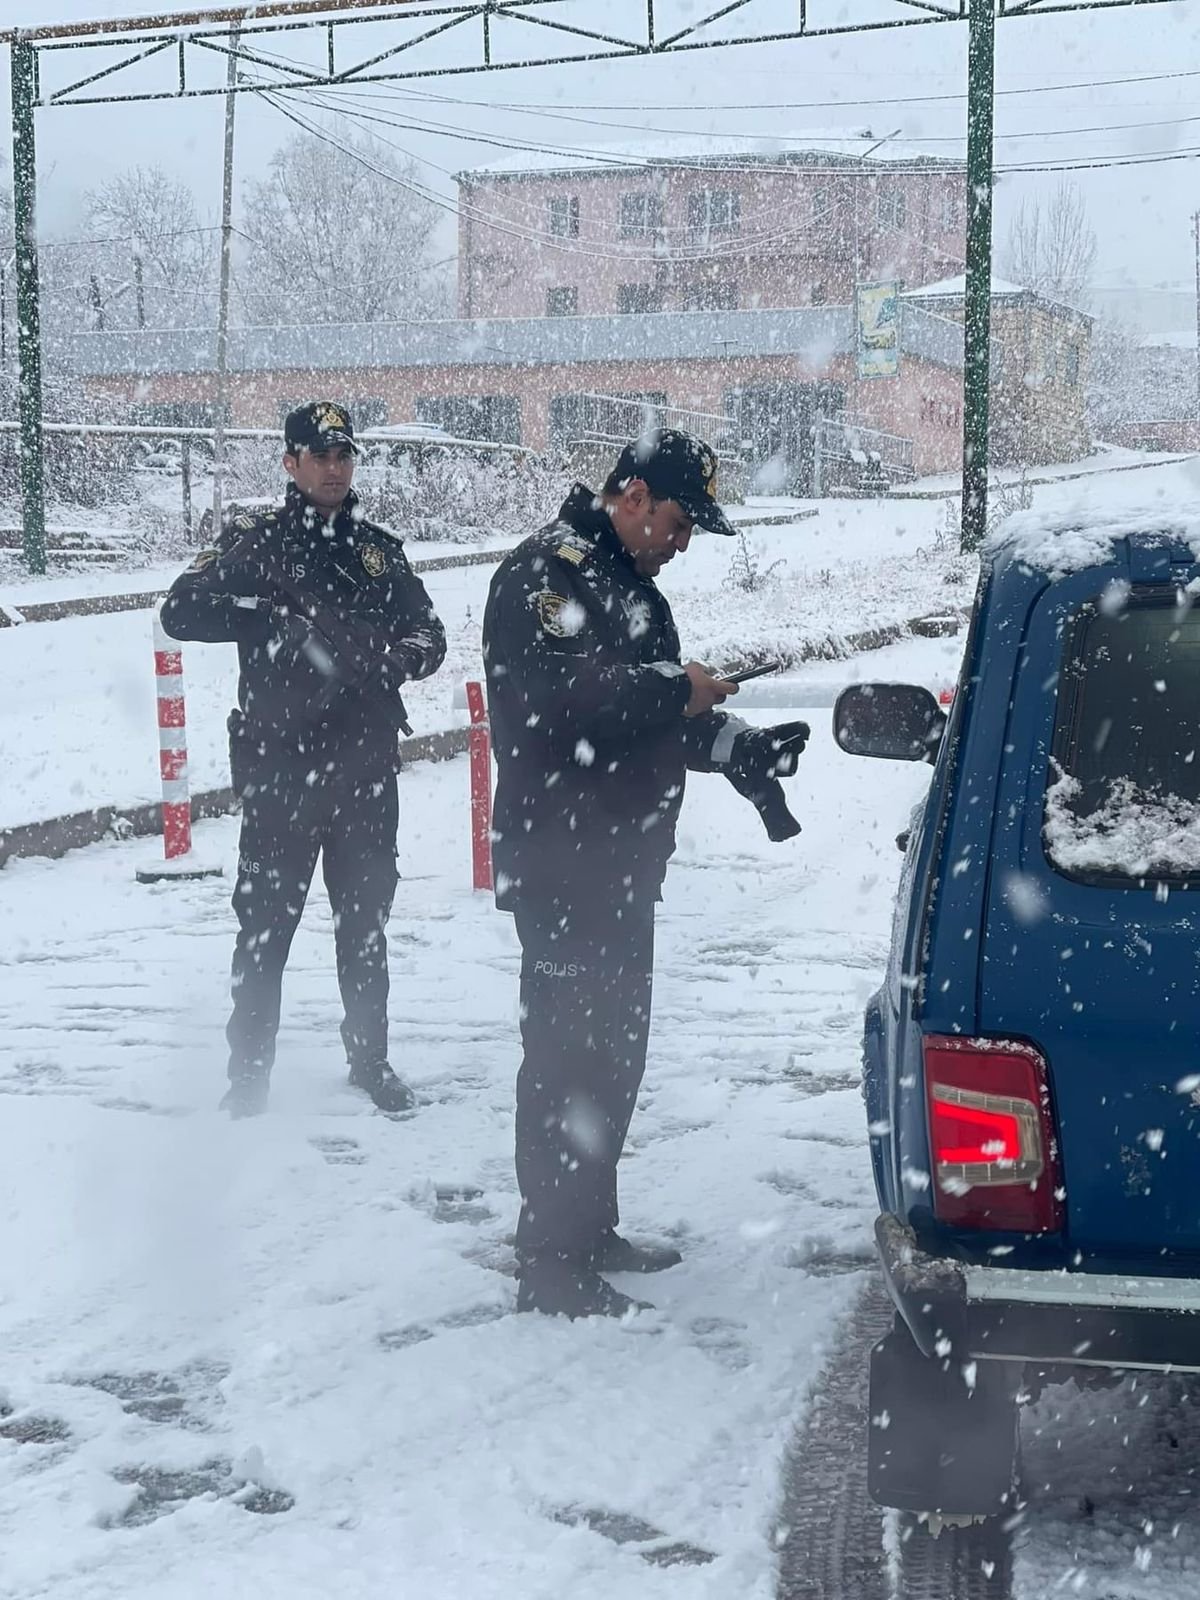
[890,451,1199,501]
[0,518,819,628]
[0,546,515,628]
[0,727,469,870]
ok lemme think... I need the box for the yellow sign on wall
[856,282,901,379]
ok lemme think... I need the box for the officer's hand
[728,720,811,782]
[683,662,737,718]
[266,608,335,677]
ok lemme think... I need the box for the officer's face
[283,443,356,515]
[615,483,694,577]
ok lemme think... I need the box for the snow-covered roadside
[0,502,962,831]
[894,446,1198,498]
[0,711,931,1600]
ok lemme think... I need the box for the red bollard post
[465,680,493,893]
[136,612,222,884]
[154,612,191,859]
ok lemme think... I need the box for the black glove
[727,720,810,784]
[356,652,415,736]
[726,770,803,842]
[265,608,312,663]
[266,608,339,682]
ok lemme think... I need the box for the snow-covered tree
[40,165,212,333]
[82,166,213,327]
[238,130,448,326]
[1003,181,1097,311]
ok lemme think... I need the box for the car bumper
[875,1213,1200,1373]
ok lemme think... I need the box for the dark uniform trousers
[512,885,656,1261]
[228,758,398,1079]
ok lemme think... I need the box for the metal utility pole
[11,37,46,574]
[210,20,240,537]
[960,1,996,554]
[1193,210,1200,428]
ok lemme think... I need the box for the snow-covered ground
[8,457,1199,834]
[0,699,930,1600]
[6,501,1200,1593]
[0,498,956,830]
[895,444,1200,497]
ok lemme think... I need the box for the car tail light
[923,1035,1064,1234]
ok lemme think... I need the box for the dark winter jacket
[482,482,739,907]
[161,484,445,779]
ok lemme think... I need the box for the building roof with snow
[904,275,1093,322]
[903,275,1028,300]
[457,132,967,182]
[56,303,967,379]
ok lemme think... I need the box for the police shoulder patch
[188,548,219,572]
[532,590,574,637]
[360,542,387,578]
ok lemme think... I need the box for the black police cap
[612,428,736,536]
[284,401,359,457]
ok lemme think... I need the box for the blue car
[835,511,1200,1556]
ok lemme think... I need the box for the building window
[415,394,521,445]
[616,282,664,314]
[683,280,738,311]
[1065,343,1081,386]
[688,188,740,238]
[940,190,962,230]
[548,195,580,237]
[877,189,906,230]
[619,192,664,239]
[347,397,387,430]
[811,188,829,222]
[810,282,828,306]
[546,285,579,317]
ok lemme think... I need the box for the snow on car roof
[986,505,1200,580]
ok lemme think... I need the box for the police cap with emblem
[285,400,359,457]
[612,427,736,537]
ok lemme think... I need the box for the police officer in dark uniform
[162,402,446,1118]
[482,429,810,1318]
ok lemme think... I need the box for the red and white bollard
[136,612,222,884]
[465,680,493,893]
[155,614,191,859]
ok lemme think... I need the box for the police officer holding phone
[482,429,809,1318]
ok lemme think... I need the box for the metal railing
[0,418,529,549]
[559,391,740,460]
[814,412,915,491]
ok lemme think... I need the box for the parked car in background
[834,507,1200,1590]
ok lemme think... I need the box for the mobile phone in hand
[722,661,783,685]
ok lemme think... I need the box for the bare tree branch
[1002,180,1097,311]
[238,130,449,326]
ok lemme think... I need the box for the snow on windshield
[986,506,1200,581]
[1045,767,1200,877]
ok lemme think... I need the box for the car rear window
[1045,590,1200,882]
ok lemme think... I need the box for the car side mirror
[833,684,946,764]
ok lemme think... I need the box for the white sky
[3,0,1200,333]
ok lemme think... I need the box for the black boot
[348,1060,416,1115]
[517,1256,653,1319]
[588,1229,682,1274]
[220,1076,269,1119]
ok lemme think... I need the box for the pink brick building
[456,136,969,321]
[61,138,1091,486]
